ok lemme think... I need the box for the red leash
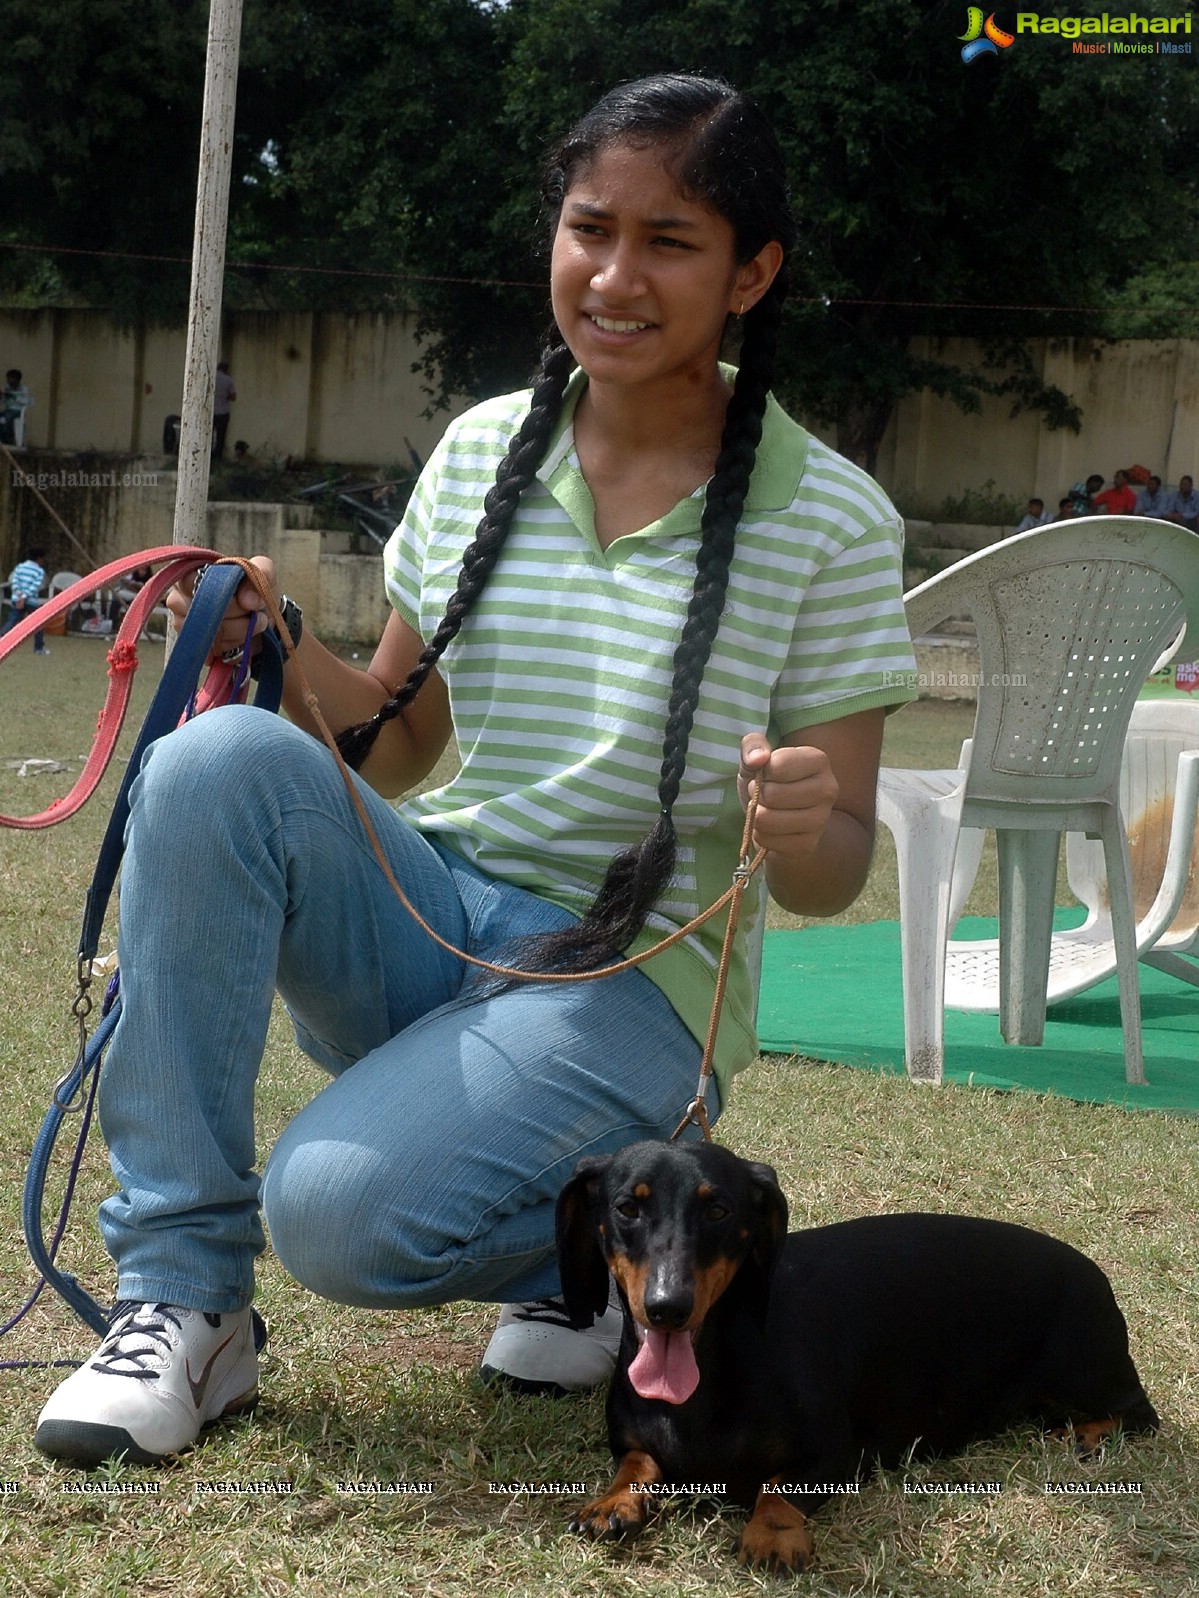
[1,545,244,830]
[4,548,765,1147]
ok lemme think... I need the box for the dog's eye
[706,1204,730,1222]
[616,1201,641,1220]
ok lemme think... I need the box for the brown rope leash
[670,779,763,1143]
[217,560,766,1135]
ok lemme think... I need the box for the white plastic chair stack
[1063,701,1199,991]
[941,705,1199,1035]
[876,516,1199,1086]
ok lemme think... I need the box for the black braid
[513,271,789,974]
[342,76,797,979]
[336,337,574,769]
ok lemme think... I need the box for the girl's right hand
[167,554,280,661]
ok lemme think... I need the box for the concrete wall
[3,307,1197,502]
[880,336,1199,513]
[4,310,1199,647]
[0,460,389,644]
[0,306,456,467]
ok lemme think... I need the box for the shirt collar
[535,364,809,513]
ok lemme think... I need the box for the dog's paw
[737,1505,814,1574]
[568,1450,661,1543]
[568,1490,649,1542]
[1047,1418,1120,1458]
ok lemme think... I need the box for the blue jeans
[1,597,45,651]
[97,707,709,1314]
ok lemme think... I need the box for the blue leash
[12,565,284,1346]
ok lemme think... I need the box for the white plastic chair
[49,570,106,630]
[876,516,1199,1085]
[1063,701,1199,990]
[941,703,1199,1021]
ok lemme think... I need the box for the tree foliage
[491,0,1199,464]
[232,0,534,398]
[0,0,210,315]
[2,0,1197,463]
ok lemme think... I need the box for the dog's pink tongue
[628,1328,700,1405]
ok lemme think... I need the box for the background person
[1165,475,1199,532]
[1092,468,1138,516]
[1,368,32,446]
[1014,497,1051,533]
[1068,474,1105,517]
[1,544,49,653]
[212,362,237,458]
[1135,474,1171,518]
[107,563,152,630]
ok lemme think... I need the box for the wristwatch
[247,593,303,679]
[276,594,303,649]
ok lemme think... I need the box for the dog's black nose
[644,1288,692,1331]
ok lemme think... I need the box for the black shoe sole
[34,1419,174,1467]
[34,1391,258,1469]
[477,1363,577,1398]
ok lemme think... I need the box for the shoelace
[511,1294,621,1330]
[92,1302,184,1378]
[510,1297,583,1329]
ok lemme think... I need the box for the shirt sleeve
[771,513,917,735]
[383,447,443,637]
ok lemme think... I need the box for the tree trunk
[835,394,895,480]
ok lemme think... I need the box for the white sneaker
[479,1295,623,1395]
[35,1301,260,1466]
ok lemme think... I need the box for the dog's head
[555,1140,788,1404]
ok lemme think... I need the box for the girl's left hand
[166,555,277,663]
[737,733,840,863]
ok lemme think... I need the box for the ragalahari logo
[960,7,1016,61]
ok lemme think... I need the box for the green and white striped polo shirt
[387,370,916,1093]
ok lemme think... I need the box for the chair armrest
[903,566,974,639]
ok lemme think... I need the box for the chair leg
[947,825,986,931]
[886,814,962,1085]
[1099,811,1146,1085]
[996,829,1060,1047]
[1141,950,1199,987]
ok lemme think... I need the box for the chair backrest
[905,517,1199,811]
[49,571,84,597]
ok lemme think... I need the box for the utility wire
[2,241,1198,317]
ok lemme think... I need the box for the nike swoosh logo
[186,1329,238,1409]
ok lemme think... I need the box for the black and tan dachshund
[556,1139,1158,1572]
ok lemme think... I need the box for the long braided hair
[338,73,796,972]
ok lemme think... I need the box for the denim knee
[261,1135,453,1310]
[131,708,346,883]
[139,705,306,805]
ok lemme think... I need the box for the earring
[739,300,745,317]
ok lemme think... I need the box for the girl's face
[551,142,780,397]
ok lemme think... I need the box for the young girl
[36,73,916,1467]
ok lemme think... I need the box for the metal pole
[172,0,244,557]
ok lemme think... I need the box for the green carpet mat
[758,917,1199,1115]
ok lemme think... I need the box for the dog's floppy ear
[741,1160,789,1323]
[555,1155,613,1326]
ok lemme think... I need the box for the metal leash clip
[53,957,95,1114]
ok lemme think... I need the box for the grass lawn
[1,638,1196,1596]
